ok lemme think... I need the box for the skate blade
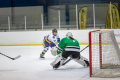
[39,57,45,60]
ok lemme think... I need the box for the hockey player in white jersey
[40,29,60,59]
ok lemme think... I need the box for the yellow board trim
[0,43,120,46]
[79,43,89,45]
[0,44,43,46]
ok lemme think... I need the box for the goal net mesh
[89,30,120,78]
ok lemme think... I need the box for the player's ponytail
[66,32,74,40]
[69,36,74,40]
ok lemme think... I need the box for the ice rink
[0,45,120,80]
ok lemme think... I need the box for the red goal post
[89,30,100,77]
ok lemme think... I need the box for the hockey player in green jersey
[57,33,80,55]
[50,32,89,69]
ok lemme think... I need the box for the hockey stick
[62,45,89,65]
[0,52,21,60]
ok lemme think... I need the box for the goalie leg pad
[53,57,66,69]
[73,55,89,67]
[50,53,66,69]
[80,56,89,66]
[50,54,60,66]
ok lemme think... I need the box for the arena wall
[0,29,120,46]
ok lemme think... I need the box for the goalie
[50,32,89,69]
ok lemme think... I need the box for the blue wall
[47,0,120,6]
[0,0,11,8]
[12,0,40,7]
[0,0,40,8]
[0,0,120,8]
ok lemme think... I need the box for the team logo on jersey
[54,40,56,42]
[53,36,55,38]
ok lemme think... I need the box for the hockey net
[89,30,120,78]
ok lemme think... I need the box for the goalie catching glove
[51,47,57,56]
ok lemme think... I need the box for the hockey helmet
[66,32,73,37]
[52,29,57,33]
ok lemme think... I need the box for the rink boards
[0,29,120,46]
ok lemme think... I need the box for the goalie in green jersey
[50,32,89,69]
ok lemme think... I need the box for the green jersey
[57,37,80,55]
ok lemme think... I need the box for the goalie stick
[0,52,21,60]
[62,45,89,66]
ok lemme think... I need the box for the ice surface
[0,45,120,80]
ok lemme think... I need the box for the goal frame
[89,30,101,77]
[89,30,120,77]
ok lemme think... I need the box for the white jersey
[46,32,59,45]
